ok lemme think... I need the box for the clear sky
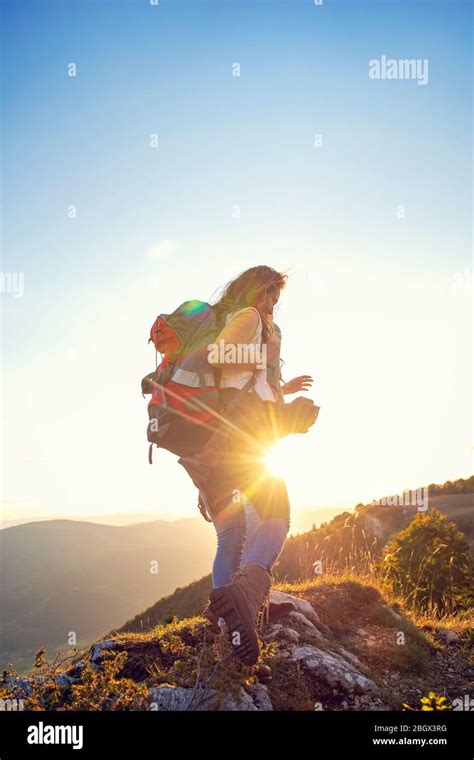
[1,0,472,523]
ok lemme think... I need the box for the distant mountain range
[0,506,348,533]
[0,517,216,671]
[0,512,183,530]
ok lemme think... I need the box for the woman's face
[258,286,280,319]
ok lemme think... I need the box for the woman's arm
[207,307,261,369]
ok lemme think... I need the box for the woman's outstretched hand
[275,396,319,436]
[282,375,314,395]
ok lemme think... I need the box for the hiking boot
[209,563,272,666]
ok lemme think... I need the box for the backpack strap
[222,371,257,414]
[196,363,255,414]
[198,491,213,523]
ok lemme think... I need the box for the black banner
[0,710,472,757]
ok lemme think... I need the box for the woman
[203,266,318,666]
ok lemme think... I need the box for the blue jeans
[211,500,289,588]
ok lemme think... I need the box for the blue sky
[1,0,472,522]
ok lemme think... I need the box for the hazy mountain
[2,507,345,532]
[0,512,183,530]
[0,517,216,671]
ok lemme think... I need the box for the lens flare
[264,437,294,479]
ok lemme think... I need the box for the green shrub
[380,510,473,616]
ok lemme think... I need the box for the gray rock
[382,604,404,622]
[89,639,118,665]
[438,629,461,644]
[146,684,268,712]
[264,624,283,639]
[246,684,273,711]
[337,647,361,666]
[270,590,324,629]
[290,645,375,694]
[6,664,87,703]
[147,685,208,711]
[55,673,79,689]
[273,627,301,646]
[4,676,33,697]
[288,611,320,635]
[268,594,297,621]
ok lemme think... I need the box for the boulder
[270,590,324,630]
[146,684,272,711]
[246,683,273,711]
[337,647,361,666]
[273,627,301,646]
[290,645,375,694]
[89,639,118,665]
[4,675,33,697]
[288,611,321,636]
[438,629,462,645]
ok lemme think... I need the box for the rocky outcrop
[60,589,378,711]
[146,683,273,712]
[290,645,375,694]
[269,590,329,632]
[5,582,469,712]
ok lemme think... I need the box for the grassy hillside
[428,493,473,544]
[277,491,473,583]
[3,576,472,712]
[111,488,473,635]
[114,575,213,635]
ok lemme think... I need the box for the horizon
[2,473,470,531]
[0,502,355,530]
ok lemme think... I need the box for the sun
[264,437,298,479]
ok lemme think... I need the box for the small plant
[2,647,147,711]
[2,647,81,711]
[64,651,147,711]
[403,691,452,711]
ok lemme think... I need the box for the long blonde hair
[213,266,287,342]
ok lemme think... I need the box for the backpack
[142,300,224,461]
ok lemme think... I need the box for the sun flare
[264,437,298,479]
